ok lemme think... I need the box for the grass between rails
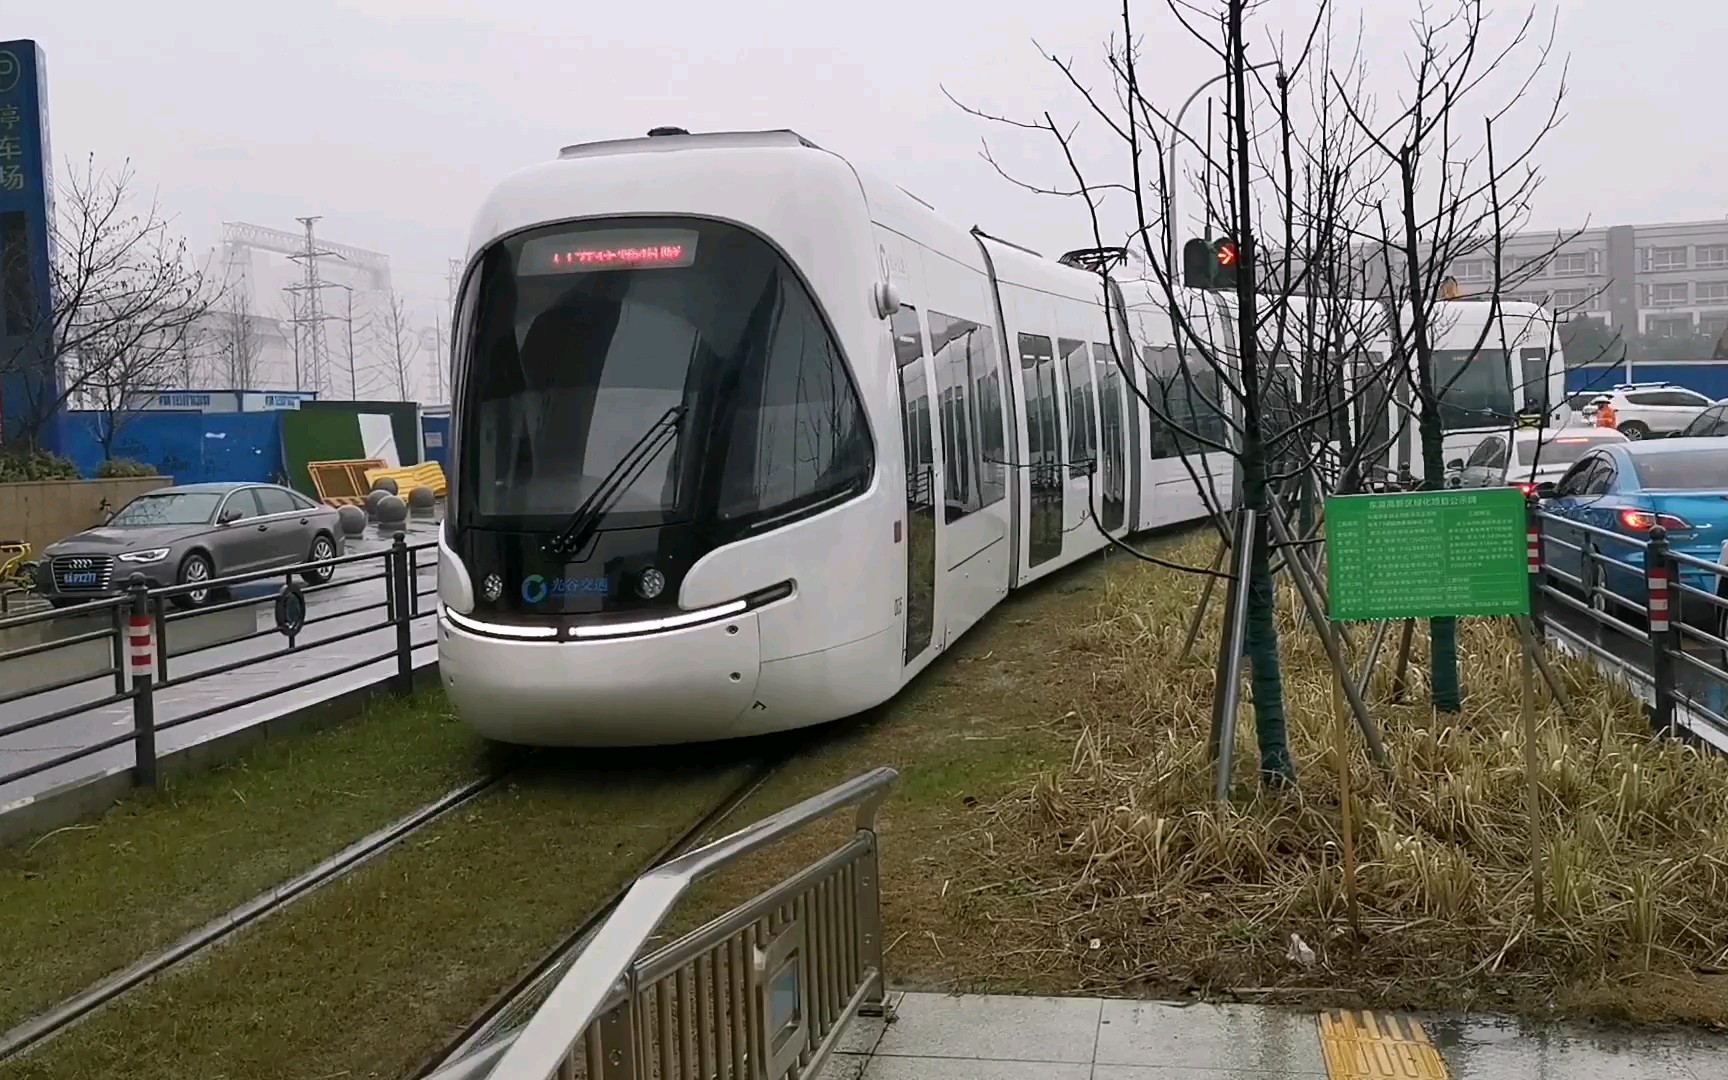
[659,531,1728,1028]
[0,540,1143,1079]
[3,748,762,1080]
[0,690,490,1035]
[13,524,1723,1077]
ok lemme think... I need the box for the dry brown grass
[958,531,1728,1020]
[659,530,1728,1028]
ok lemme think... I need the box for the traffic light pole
[1163,61,1278,273]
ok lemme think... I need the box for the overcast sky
[5,0,1720,317]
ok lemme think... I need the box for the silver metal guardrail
[1532,503,1728,748]
[0,532,437,792]
[429,767,898,1080]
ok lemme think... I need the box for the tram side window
[1186,366,1228,452]
[1260,365,1304,471]
[1020,334,1061,475]
[1060,338,1098,476]
[1144,345,1226,457]
[715,278,876,525]
[1091,342,1127,532]
[1430,348,1513,430]
[929,310,988,522]
[892,306,936,508]
[1142,345,1180,459]
[1519,347,1550,413]
[1019,331,1064,567]
[970,325,1008,509]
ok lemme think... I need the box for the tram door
[892,304,939,666]
[1092,341,1128,533]
[1058,337,1098,542]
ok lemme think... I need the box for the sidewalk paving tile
[871,992,1101,1064]
[1094,999,1327,1074]
[861,1058,1089,1079]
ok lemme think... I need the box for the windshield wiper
[543,405,686,561]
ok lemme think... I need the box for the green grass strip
[2,753,754,1080]
[0,690,488,1035]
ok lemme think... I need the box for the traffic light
[1212,238,1239,290]
[1182,238,1214,288]
[1181,236,1243,290]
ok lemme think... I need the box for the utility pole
[343,285,357,399]
[285,216,337,394]
[433,310,445,403]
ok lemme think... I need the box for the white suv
[1587,383,1714,440]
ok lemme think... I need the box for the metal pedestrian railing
[0,532,438,793]
[1530,503,1728,746]
[429,767,898,1080]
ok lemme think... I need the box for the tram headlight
[636,567,666,600]
[482,573,503,602]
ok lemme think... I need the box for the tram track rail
[0,764,517,1064]
[411,748,794,1079]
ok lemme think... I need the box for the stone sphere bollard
[375,493,409,527]
[407,486,435,515]
[338,505,368,538]
[364,488,391,518]
[370,477,399,496]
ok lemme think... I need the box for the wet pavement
[1424,1013,1728,1079]
[817,993,1728,1078]
[0,517,442,807]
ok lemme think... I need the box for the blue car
[1537,439,1728,623]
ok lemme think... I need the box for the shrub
[95,457,158,479]
[0,448,81,483]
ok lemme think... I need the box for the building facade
[1452,218,1728,342]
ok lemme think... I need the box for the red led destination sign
[519,229,699,275]
[551,244,684,269]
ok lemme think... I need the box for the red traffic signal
[1182,236,1242,290]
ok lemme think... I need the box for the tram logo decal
[521,574,610,603]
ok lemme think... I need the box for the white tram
[433,127,1550,746]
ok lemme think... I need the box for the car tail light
[1511,481,1536,496]
[1619,509,1693,532]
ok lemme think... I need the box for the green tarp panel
[300,401,421,468]
[279,408,367,497]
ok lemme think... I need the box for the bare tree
[1,155,217,451]
[216,275,263,389]
[275,289,305,392]
[946,0,1439,787]
[1337,0,1572,711]
[944,2,1333,786]
[369,291,421,401]
[944,0,1581,781]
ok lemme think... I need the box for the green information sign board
[1326,487,1530,622]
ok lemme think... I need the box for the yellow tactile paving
[1318,1009,1451,1079]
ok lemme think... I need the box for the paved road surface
[0,518,442,807]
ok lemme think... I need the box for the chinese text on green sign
[1326,487,1530,622]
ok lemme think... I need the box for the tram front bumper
[436,608,764,746]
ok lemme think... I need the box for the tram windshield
[1430,347,1513,430]
[455,217,874,537]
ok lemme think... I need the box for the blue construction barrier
[62,411,287,484]
[1567,361,1728,401]
[422,414,450,474]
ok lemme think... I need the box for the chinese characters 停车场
[0,101,24,191]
